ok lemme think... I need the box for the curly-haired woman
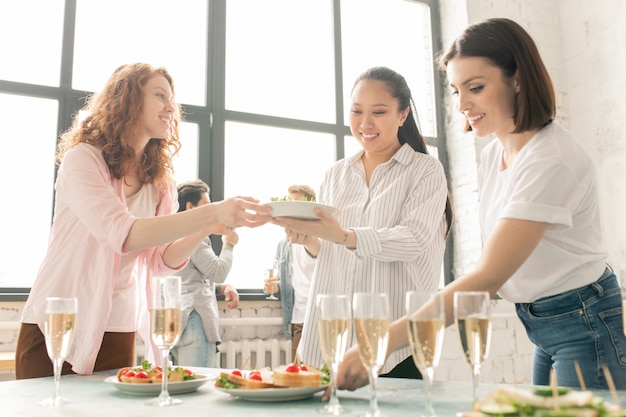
[15,63,271,379]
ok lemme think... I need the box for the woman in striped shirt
[272,66,453,378]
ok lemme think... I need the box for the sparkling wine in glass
[146,275,182,407]
[317,294,351,415]
[353,292,390,417]
[264,262,279,300]
[406,291,445,417]
[454,291,491,404]
[38,296,77,406]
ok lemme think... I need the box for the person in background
[15,63,271,379]
[336,18,626,392]
[272,66,453,378]
[264,184,317,361]
[170,180,241,367]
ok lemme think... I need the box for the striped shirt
[298,143,448,373]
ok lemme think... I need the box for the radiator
[217,339,292,370]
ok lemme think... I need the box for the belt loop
[591,282,604,297]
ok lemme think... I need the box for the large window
[0,0,446,290]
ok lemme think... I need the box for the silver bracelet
[335,231,349,245]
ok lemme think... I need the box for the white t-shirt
[290,245,315,324]
[107,184,159,331]
[478,122,607,303]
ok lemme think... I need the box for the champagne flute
[454,291,492,404]
[264,262,279,300]
[39,296,77,406]
[353,292,390,417]
[316,294,351,415]
[406,291,445,417]
[146,275,182,407]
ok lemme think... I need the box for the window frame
[0,0,452,299]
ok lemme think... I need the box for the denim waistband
[517,265,615,307]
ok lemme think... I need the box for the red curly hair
[56,63,183,187]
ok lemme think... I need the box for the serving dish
[214,385,327,402]
[266,201,339,220]
[104,374,210,396]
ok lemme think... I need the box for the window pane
[73,0,208,106]
[0,0,64,86]
[341,0,436,137]
[344,135,361,159]
[173,122,200,186]
[225,0,336,123]
[224,122,335,288]
[0,94,58,287]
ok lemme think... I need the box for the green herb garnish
[270,195,315,202]
[216,374,241,389]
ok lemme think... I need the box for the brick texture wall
[437,0,626,384]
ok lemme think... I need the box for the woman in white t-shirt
[336,18,626,391]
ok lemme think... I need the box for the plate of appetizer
[105,361,210,396]
[214,385,327,402]
[459,384,624,416]
[265,200,339,220]
[214,364,329,402]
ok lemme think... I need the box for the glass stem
[159,348,170,401]
[472,364,481,403]
[424,367,435,417]
[367,367,379,416]
[52,358,62,403]
[328,361,340,407]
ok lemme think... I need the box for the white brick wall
[437,0,626,384]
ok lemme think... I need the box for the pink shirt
[22,143,183,374]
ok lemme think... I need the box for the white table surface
[1,368,624,417]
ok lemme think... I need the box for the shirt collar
[347,142,414,166]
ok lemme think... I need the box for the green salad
[473,385,621,417]
[270,195,315,202]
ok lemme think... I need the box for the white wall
[436,0,626,384]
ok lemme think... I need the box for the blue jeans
[516,267,626,389]
[170,310,217,368]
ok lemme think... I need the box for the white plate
[104,374,210,396]
[266,201,339,220]
[215,385,327,402]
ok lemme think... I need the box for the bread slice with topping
[272,364,322,387]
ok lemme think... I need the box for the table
[0,369,623,417]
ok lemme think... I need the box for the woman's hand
[212,197,272,229]
[207,224,233,236]
[223,231,239,245]
[284,229,321,257]
[322,345,369,401]
[272,208,346,245]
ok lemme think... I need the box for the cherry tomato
[231,369,243,377]
[135,371,149,379]
[285,364,299,373]
[300,364,308,371]
[249,370,262,381]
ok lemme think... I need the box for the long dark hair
[352,67,453,236]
